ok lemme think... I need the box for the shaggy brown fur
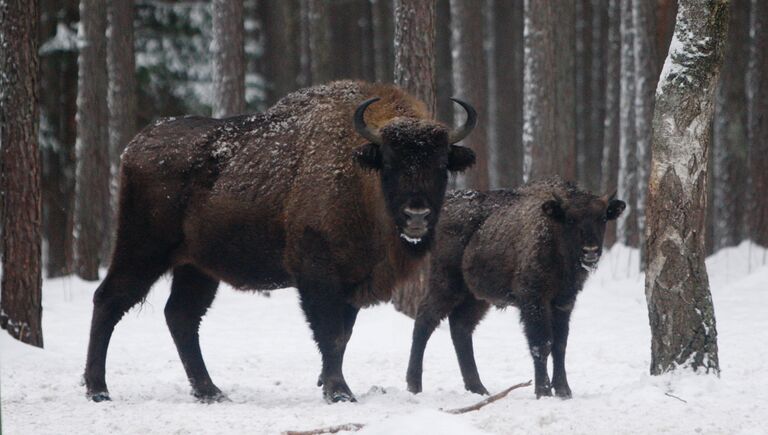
[404,178,625,399]
[83,80,476,403]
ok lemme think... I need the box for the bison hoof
[554,385,572,399]
[193,386,228,404]
[87,391,111,402]
[406,381,422,394]
[325,390,357,403]
[535,385,553,399]
[321,378,357,404]
[465,383,490,396]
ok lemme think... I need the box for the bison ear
[606,199,626,221]
[354,143,382,170]
[542,200,565,221]
[447,145,476,172]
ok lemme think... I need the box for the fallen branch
[664,392,687,403]
[442,380,532,414]
[283,380,532,434]
[283,422,365,435]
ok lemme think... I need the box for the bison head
[542,190,626,269]
[353,97,476,252]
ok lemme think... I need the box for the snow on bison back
[83,80,478,403]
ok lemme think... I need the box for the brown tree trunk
[617,0,638,247]
[450,0,489,190]
[645,0,728,375]
[576,0,596,192]
[490,0,524,188]
[305,0,332,85]
[391,0,437,318]
[106,0,137,264]
[434,0,453,124]
[39,0,78,278]
[747,0,768,247]
[371,0,394,84]
[212,0,246,117]
[712,0,749,250]
[0,0,44,347]
[261,0,301,105]
[587,0,608,194]
[74,0,110,281]
[602,0,621,247]
[394,0,436,114]
[555,0,577,182]
[523,0,556,181]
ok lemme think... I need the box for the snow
[2,243,768,434]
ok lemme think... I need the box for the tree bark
[0,0,44,347]
[490,0,524,188]
[394,0,436,115]
[371,0,394,84]
[450,0,489,190]
[617,0,639,247]
[554,0,577,182]
[107,0,137,264]
[261,0,301,105]
[304,0,332,85]
[712,0,749,250]
[523,0,556,182]
[75,0,110,281]
[434,0,453,124]
[212,0,246,117]
[747,0,768,247]
[602,0,621,247]
[645,0,728,375]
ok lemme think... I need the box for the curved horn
[600,189,617,204]
[354,97,383,145]
[448,97,478,144]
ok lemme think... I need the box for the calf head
[353,98,476,253]
[542,190,626,268]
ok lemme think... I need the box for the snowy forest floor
[2,244,767,435]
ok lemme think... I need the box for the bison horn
[448,97,478,144]
[354,97,383,145]
[601,189,618,204]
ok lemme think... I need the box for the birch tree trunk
[212,0,245,117]
[394,0,436,114]
[645,0,729,375]
[74,0,110,281]
[617,0,638,248]
[450,0,489,190]
[0,0,44,346]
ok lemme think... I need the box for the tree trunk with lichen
[645,0,728,376]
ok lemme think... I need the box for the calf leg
[84,264,165,401]
[406,307,443,394]
[551,304,573,399]
[520,301,553,398]
[449,295,491,395]
[165,265,222,402]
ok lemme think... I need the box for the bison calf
[405,178,625,399]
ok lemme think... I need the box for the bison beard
[82,80,476,403]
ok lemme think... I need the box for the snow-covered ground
[2,243,767,435]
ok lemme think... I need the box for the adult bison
[404,178,625,399]
[84,80,476,403]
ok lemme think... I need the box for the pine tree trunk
[394,0,436,114]
[106,0,137,264]
[261,0,301,105]
[602,0,621,247]
[645,0,728,375]
[434,0,453,125]
[575,0,593,189]
[371,0,394,84]
[305,0,332,85]
[587,0,607,194]
[523,0,556,182]
[450,0,489,190]
[40,0,78,278]
[712,0,749,250]
[632,0,657,267]
[391,0,437,318]
[617,0,638,247]
[490,0,524,188]
[74,0,110,281]
[0,0,44,347]
[212,0,245,117]
[747,0,768,247]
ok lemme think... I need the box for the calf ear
[354,143,382,170]
[606,199,626,220]
[542,200,565,221]
[447,145,476,172]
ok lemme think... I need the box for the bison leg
[165,265,223,402]
[448,295,491,395]
[84,264,165,401]
[551,304,573,399]
[520,301,553,398]
[406,308,442,394]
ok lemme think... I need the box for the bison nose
[404,207,431,220]
[582,246,600,263]
[583,246,599,253]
